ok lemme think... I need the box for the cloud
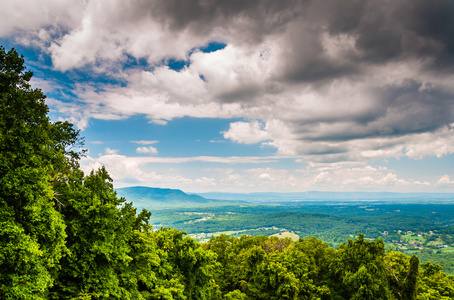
[3,0,454,166]
[195,177,216,186]
[0,0,82,39]
[223,120,269,144]
[104,148,119,155]
[259,173,274,181]
[82,154,278,166]
[5,0,454,75]
[80,153,194,189]
[80,154,275,191]
[342,173,408,187]
[435,175,454,186]
[79,152,444,192]
[130,140,159,145]
[136,146,158,155]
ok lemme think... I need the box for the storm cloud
[2,0,454,164]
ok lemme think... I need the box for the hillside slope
[116,186,241,210]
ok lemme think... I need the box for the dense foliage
[1,46,454,299]
[146,203,454,274]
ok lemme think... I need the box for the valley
[118,186,454,275]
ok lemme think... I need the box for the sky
[2,0,454,193]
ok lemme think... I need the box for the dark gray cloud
[322,0,454,70]
[276,0,454,81]
[149,0,299,38]
[292,80,454,142]
[399,0,454,70]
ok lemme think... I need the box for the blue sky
[2,0,454,193]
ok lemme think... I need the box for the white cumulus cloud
[136,146,158,155]
[105,148,119,155]
[435,175,454,186]
[223,120,269,144]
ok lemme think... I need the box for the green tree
[123,228,186,300]
[385,250,411,299]
[293,237,334,299]
[0,46,71,298]
[330,234,392,300]
[49,167,138,299]
[153,228,219,300]
[401,255,419,300]
[204,234,235,293]
[223,290,247,300]
[208,235,328,300]
[418,262,454,300]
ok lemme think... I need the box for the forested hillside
[1,46,454,299]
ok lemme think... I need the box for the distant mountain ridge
[195,191,454,203]
[117,186,209,204]
[115,186,248,210]
[116,187,454,209]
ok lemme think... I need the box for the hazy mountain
[116,187,454,209]
[116,186,243,210]
[195,191,454,204]
[118,186,208,202]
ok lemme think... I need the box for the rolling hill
[116,186,242,210]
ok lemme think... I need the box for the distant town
[382,230,453,252]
